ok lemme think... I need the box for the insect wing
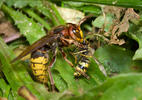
[12,34,59,63]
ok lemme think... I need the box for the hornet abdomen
[30,49,49,84]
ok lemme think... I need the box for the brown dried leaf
[102,7,140,45]
[0,21,18,37]
[109,34,125,45]
[103,6,126,20]
[0,21,20,43]
[112,8,140,36]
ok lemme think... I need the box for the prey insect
[73,40,94,79]
[11,15,93,90]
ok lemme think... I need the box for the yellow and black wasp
[11,15,94,90]
[73,40,94,79]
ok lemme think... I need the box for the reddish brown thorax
[49,23,84,46]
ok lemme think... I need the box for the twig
[18,86,38,100]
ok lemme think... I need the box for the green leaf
[0,37,27,99]
[3,0,58,27]
[79,5,102,16]
[98,74,142,100]
[5,0,42,8]
[1,4,46,44]
[94,45,142,74]
[54,0,142,8]
[47,2,65,25]
[62,1,86,8]
[62,2,102,16]
[126,23,142,60]
[52,70,68,92]
[35,4,60,26]
[35,2,65,26]
[23,8,51,30]
[68,73,142,100]
[92,14,114,32]
[8,39,27,50]
[133,48,142,60]
[0,0,4,7]
[52,54,80,94]
[0,79,10,98]
[8,89,15,100]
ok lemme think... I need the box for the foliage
[0,0,142,100]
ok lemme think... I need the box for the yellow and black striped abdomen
[74,57,90,77]
[30,50,48,84]
[74,40,91,78]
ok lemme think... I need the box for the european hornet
[12,15,93,90]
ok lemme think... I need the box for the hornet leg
[46,49,57,91]
[60,49,74,67]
